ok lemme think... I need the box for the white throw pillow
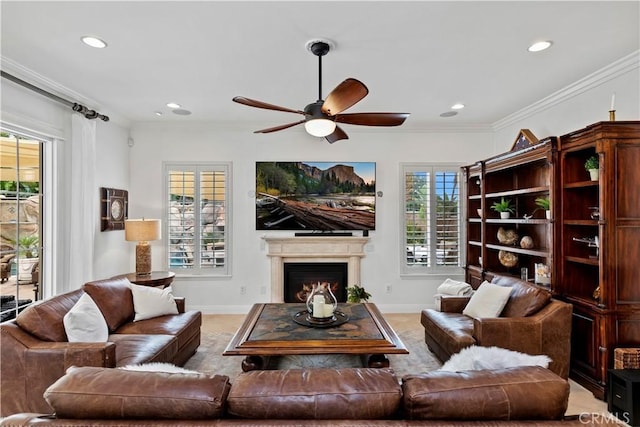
[462,281,512,319]
[119,362,199,374]
[440,345,551,372]
[63,293,109,342]
[130,284,178,321]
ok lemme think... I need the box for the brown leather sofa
[0,365,618,426]
[0,277,201,417]
[421,275,572,379]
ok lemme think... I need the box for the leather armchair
[422,275,573,379]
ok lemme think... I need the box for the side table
[114,271,175,288]
[607,369,640,427]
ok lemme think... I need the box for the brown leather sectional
[421,275,573,379]
[0,277,201,417]
[0,365,619,426]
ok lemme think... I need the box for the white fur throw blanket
[440,346,552,372]
[118,362,199,374]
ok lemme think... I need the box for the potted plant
[16,235,39,282]
[584,156,599,181]
[535,197,551,219]
[491,197,514,219]
[347,284,372,303]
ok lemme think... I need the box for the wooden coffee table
[223,303,409,371]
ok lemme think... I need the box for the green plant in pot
[491,197,514,219]
[347,284,372,303]
[584,156,599,181]
[535,197,551,219]
[17,235,39,258]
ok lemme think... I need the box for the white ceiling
[1,1,638,132]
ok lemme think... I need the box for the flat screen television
[256,161,376,231]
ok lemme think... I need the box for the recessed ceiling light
[440,111,458,118]
[172,109,192,116]
[166,102,181,109]
[155,111,163,116]
[528,41,552,52]
[451,103,465,110]
[81,36,107,49]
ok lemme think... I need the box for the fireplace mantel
[264,236,369,302]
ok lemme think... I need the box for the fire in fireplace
[283,262,348,303]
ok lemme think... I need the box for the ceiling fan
[232,40,410,143]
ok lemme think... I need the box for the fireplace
[264,236,369,303]
[284,262,348,303]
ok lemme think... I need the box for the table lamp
[125,219,161,276]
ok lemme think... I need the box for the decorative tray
[292,310,349,328]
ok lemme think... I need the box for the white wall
[92,123,132,280]
[129,124,492,313]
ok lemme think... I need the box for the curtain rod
[1,70,109,122]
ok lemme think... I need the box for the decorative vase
[306,282,337,319]
[588,169,599,181]
[545,210,551,220]
[500,212,511,219]
[476,208,483,218]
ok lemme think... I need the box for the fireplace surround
[264,236,369,303]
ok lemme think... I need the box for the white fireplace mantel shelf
[264,236,369,302]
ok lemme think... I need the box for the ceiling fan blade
[321,78,369,116]
[233,96,306,115]
[325,126,349,144]
[254,119,306,134]
[335,112,410,126]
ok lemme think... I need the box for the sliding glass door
[0,130,44,321]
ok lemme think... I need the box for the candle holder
[305,282,338,321]
[609,110,616,121]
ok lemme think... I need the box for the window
[165,162,230,276]
[0,129,44,321]
[402,164,463,274]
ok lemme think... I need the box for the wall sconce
[125,219,161,276]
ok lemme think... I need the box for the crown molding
[1,56,130,128]
[492,50,639,130]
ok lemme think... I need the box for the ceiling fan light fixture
[305,118,336,137]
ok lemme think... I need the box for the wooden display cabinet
[556,121,640,400]
[463,162,484,287]
[463,136,556,288]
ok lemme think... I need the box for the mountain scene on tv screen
[256,162,375,231]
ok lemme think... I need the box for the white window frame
[163,161,231,277]
[400,163,465,276]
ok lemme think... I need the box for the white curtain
[65,114,97,290]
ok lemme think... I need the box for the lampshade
[125,219,161,242]
[304,118,337,137]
